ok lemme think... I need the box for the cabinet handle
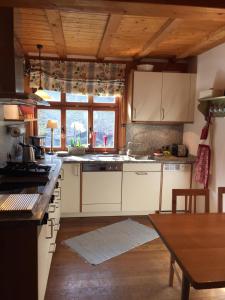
[54,187,61,200]
[133,107,136,120]
[60,169,64,180]
[46,219,54,239]
[48,204,56,213]
[54,223,60,231]
[49,242,56,253]
[161,107,165,120]
[135,171,148,175]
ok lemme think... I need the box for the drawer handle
[46,219,54,239]
[54,223,60,231]
[49,242,56,253]
[48,204,56,213]
[60,169,64,180]
[135,172,148,175]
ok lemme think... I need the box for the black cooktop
[0,161,51,177]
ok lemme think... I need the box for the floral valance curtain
[28,59,126,96]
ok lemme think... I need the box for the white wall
[184,43,225,211]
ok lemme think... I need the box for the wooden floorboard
[45,216,225,300]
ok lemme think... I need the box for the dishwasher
[82,162,122,213]
[160,163,192,212]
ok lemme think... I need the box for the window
[66,110,88,146]
[43,90,61,102]
[93,111,115,148]
[36,94,119,151]
[37,109,61,147]
[66,93,88,103]
[93,95,116,104]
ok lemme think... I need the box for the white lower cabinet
[38,183,61,300]
[122,163,161,212]
[60,163,80,216]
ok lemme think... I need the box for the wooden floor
[45,216,225,300]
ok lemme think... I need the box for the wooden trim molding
[136,18,181,58]
[2,1,225,21]
[45,9,66,59]
[177,24,225,58]
[97,14,122,59]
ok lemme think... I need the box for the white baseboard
[61,211,154,218]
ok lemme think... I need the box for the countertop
[62,153,196,164]
[0,156,62,224]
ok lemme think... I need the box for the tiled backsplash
[126,123,183,154]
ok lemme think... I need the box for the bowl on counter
[136,64,154,71]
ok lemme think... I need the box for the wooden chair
[172,188,210,214]
[169,188,210,287]
[218,187,225,213]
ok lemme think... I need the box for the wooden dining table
[148,213,225,300]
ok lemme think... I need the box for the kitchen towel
[63,219,159,265]
[195,144,211,188]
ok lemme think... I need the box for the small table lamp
[47,119,58,154]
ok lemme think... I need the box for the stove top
[0,162,51,177]
[0,162,52,189]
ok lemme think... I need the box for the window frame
[35,93,120,153]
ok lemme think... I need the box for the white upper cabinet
[133,72,162,121]
[129,71,196,123]
[161,73,195,122]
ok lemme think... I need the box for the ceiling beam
[136,18,181,58]
[97,14,122,59]
[2,1,225,21]
[45,9,66,59]
[177,24,225,58]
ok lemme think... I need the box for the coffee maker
[29,136,46,159]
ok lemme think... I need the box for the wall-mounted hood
[0,92,49,106]
[0,7,49,107]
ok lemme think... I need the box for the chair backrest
[218,187,225,213]
[172,188,209,214]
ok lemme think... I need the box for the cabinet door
[133,71,162,121]
[161,73,191,122]
[61,163,80,215]
[122,171,161,212]
[38,225,52,300]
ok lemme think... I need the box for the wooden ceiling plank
[14,34,25,56]
[97,14,122,59]
[136,18,181,57]
[3,1,225,22]
[178,24,225,58]
[45,9,66,58]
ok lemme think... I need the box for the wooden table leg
[181,273,190,300]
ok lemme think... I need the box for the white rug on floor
[63,218,159,265]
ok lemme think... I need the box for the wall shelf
[198,96,225,118]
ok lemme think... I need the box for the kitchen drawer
[123,163,161,172]
[82,204,121,213]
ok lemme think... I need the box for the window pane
[43,90,61,102]
[66,93,88,103]
[37,109,61,147]
[93,111,115,148]
[93,95,116,103]
[66,110,88,146]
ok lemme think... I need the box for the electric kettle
[19,143,36,162]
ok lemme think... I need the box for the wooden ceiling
[6,1,225,60]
